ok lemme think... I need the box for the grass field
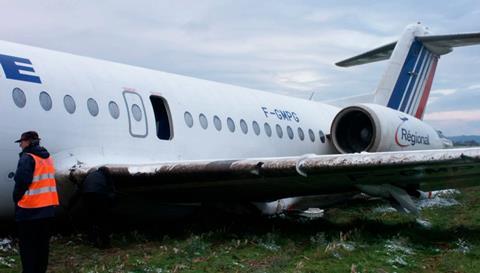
[1,186,480,273]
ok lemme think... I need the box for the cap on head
[14,131,40,143]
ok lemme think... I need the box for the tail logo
[386,40,438,118]
[395,116,430,147]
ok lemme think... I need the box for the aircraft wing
[63,148,480,202]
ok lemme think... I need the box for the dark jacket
[13,144,56,221]
[82,169,115,199]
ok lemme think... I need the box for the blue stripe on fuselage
[387,39,422,110]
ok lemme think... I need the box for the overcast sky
[1,0,479,136]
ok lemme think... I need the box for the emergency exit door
[123,91,148,137]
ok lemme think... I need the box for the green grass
[2,187,480,272]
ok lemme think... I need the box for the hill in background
[448,135,480,147]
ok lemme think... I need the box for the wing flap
[64,148,480,202]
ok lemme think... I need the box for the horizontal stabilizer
[335,42,396,67]
[336,32,480,67]
[419,32,480,54]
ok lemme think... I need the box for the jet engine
[331,103,446,153]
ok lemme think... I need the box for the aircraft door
[123,91,148,137]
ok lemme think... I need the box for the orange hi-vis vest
[17,153,59,209]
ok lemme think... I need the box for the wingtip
[335,61,349,67]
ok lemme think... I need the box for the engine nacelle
[331,103,445,153]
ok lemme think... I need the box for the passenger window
[184,111,194,128]
[252,121,260,135]
[39,92,52,111]
[227,117,235,132]
[64,95,76,114]
[276,124,283,138]
[264,123,272,137]
[87,98,99,116]
[150,96,173,140]
[12,88,26,108]
[131,104,143,121]
[240,119,248,134]
[298,128,305,141]
[199,113,208,129]
[308,129,315,142]
[319,130,326,143]
[108,101,120,119]
[287,126,294,139]
[213,115,222,131]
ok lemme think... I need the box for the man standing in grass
[13,131,59,273]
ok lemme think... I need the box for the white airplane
[1,23,480,219]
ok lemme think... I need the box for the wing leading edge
[61,148,480,202]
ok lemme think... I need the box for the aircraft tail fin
[336,23,480,119]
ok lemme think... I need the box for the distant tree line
[453,140,480,147]
[448,135,480,147]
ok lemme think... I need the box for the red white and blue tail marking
[386,39,439,119]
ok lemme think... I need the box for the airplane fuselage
[2,23,479,219]
[0,41,339,217]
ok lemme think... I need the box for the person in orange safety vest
[13,131,58,273]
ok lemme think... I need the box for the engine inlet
[331,107,375,153]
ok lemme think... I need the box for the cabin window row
[184,111,326,143]
[12,87,122,119]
